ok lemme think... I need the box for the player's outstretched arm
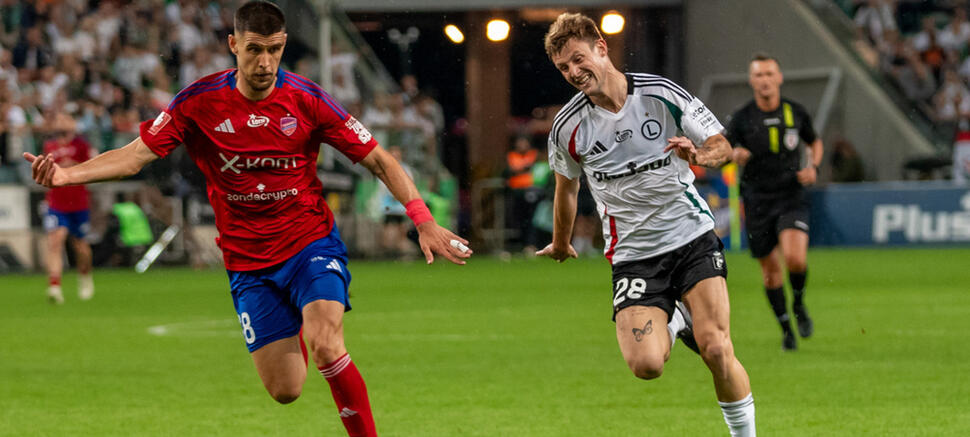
[664,134,732,168]
[359,145,472,265]
[536,173,579,263]
[23,136,160,188]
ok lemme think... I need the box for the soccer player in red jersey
[24,2,471,435]
[41,113,95,304]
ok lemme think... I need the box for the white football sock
[47,285,64,305]
[78,273,94,300]
[719,393,756,437]
[667,306,686,348]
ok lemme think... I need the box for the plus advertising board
[810,182,970,246]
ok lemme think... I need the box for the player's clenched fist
[536,243,578,263]
[796,165,817,186]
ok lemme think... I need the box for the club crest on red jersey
[280,116,298,136]
[148,112,172,135]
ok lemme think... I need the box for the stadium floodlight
[486,19,510,42]
[444,24,465,44]
[601,11,625,35]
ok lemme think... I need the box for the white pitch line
[148,321,514,342]
[359,333,512,342]
[147,319,240,338]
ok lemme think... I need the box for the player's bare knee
[47,233,66,248]
[269,386,302,404]
[631,364,664,380]
[263,376,303,404]
[760,264,783,287]
[307,335,345,365]
[627,356,665,380]
[696,332,731,365]
[785,256,807,273]
[313,346,344,366]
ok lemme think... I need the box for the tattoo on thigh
[632,320,653,342]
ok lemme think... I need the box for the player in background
[24,2,471,436]
[724,54,824,351]
[537,13,755,436]
[41,113,95,304]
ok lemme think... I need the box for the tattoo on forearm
[632,320,653,342]
[693,137,732,168]
[695,149,729,168]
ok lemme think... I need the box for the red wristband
[405,199,433,226]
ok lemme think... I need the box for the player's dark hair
[750,52,780,68]
[234,1,286,36]
[544,12,603,59]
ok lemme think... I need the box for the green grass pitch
[2,247,969,436]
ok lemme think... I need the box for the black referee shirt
[724,98,817,195]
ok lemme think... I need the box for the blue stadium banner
[810,182,970,246]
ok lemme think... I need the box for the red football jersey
[44,136,92,213]
[139,69,377,270]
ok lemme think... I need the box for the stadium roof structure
[335,0,680,12]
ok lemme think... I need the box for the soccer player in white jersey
[537,13,755,436]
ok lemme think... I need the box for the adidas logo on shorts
[326,259,342,272]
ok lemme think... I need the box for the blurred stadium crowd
[0,0,463,263]
[0,0,235,169]
[4,0,966,267]
[0,0,448,175]
[847,0,970,137]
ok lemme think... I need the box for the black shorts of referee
[742,189,810,259]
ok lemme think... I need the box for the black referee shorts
[742,190,810,258]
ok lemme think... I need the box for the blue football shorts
[227,228,352,353]
[43,208,90,239]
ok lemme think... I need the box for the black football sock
[790,270,807,308]
[765,286,792,333]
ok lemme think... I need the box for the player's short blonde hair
[544,12,602,59]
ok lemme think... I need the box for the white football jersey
[548,73,724,264]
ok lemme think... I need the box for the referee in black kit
[724,53,824,351]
